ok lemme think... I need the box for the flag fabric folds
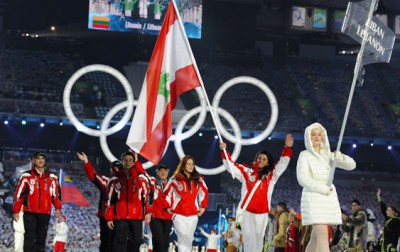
[341,0,395,65]
[60,169,91,207]
[126,0,201,164]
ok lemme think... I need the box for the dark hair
[389,206,399,216]
[254,150,274,180]
[121,151,136,161]
[352,199,361,206]
[277,202,287,210]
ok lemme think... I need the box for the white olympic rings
[63,65,279,173]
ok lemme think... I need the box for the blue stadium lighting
[370,141,374,147]
[199,132,203,137]
[4,120,8,125]
[40,122,45,127]
[387,145,392,150]
[96,124,100,130]
[352,143,357,148]
[214,135,218,140]
[21,120,27,125]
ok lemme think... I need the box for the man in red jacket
[12,151,62,252]
[105,151,152,252]
[77,152,112,252]
[150,164,173,252]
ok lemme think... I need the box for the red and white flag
[126,1,201,164]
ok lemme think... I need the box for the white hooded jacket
[296,123,356,225]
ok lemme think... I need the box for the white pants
[13,211,24,252]
[173,214,198,252]
[240,210,269,252]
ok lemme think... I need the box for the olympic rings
[212,76,278,145]
[174,106,242,175]
[63,65,279,173]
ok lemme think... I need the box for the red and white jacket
[83,161,110,217]
[104,161,152,221]
[221,147,292,214]
[164,173,208,216]
[13,167,62,215]
[150,177,173,220]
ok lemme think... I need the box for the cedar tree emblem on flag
[126,0,201,164]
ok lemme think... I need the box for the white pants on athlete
[240,210,269,252]
[173,214,198,252]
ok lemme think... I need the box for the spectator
[272,202,289,252]
[376,188,400,252]
[199,227,222,252]
[53,215,69,252]
[342,199,368,251]
[285,212,300,252]
[365,208,377,251]
[223,217,240,252]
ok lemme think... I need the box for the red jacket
[104,161,152,221]
[13,167,62,214]
[83,161,109,217]
[221,147,292,214]
[151,177,173,220]
[164,173,208,216]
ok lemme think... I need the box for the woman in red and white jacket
[164,156,208,252]
[219,133,294,252]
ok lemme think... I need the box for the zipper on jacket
[38,177,41,210]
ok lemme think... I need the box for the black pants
[99,217,113,252]
[275,247,285,252]
[150,218,173,252]
[113,219,143,252]
[23,212,51,252]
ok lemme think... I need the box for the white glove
[334,151,345,161]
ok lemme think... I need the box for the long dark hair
[173,155,200,184]
[254,150,274,180]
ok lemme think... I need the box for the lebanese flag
[126,0,201,164]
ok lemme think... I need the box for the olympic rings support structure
[63,64,279,174]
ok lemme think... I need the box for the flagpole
[171,0,236,178]
[59,169,62,186]
[327,0,377,186]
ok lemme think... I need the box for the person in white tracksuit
[53,215,69,252]
[219,133,294,252]
[199,227,222,252]
[297,122,356,252]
